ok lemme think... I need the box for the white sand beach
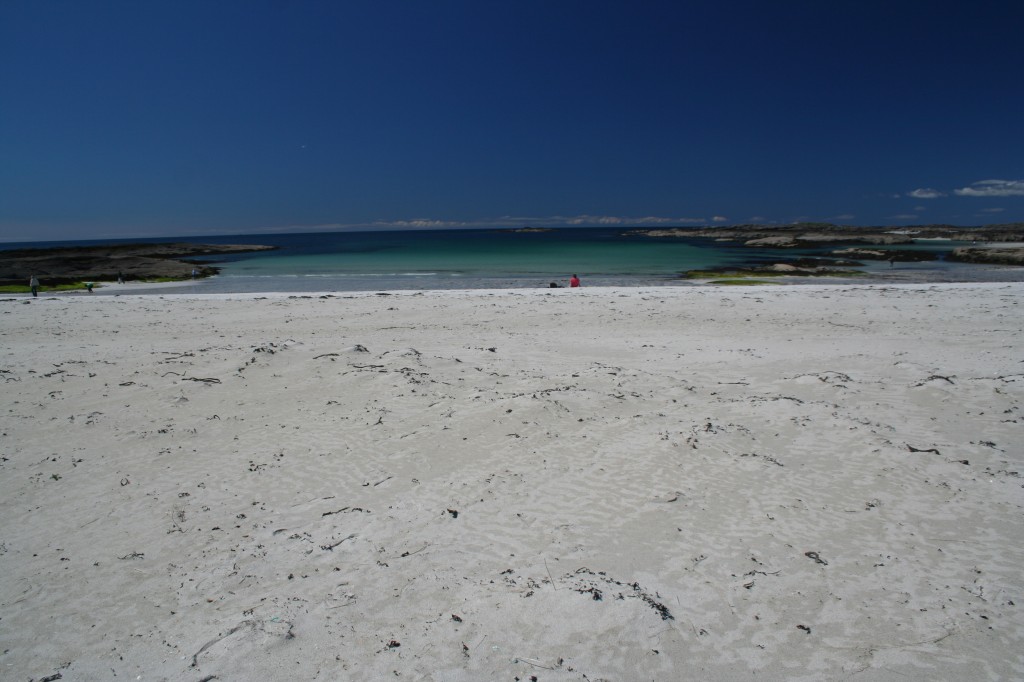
[1,283,1022,681]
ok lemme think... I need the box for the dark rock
[830,248,939,262]
[947,247,1024,266]
[0,243,277,284]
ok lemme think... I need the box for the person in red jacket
[569,274,580,288]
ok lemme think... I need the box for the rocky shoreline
[627,222,1024,276]
[635,222,1024,244]
[0,243,277,285]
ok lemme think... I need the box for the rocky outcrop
[796,233,913,245]
[632,222,1024,245]
[947,247,1024,266]
[0,243,277,284]
[830,248,938,262]
[744,236,802,248]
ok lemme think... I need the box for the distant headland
[0,243,277,286]
[628,222,1024,269]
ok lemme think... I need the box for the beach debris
[191,620,259,667]
[740,452,784,467]
[451,614,463,622]
[387,639,401,648]
[567,568,673,619]
[182,376,221,384]
[39,674,63,682]
[120,477,130,486]
[399,544,429,558]
[320,533,356,551]
[804,551,828,565]
[322,506,369,516]
[447,508,459,518]
[907,444,942,455]
[796,624,812,634]
[914,374,956,386]
[513,657,556,671]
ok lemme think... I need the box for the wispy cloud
[249,214,714,234]
[980,207,1005,213]
[953,179,1024,197]
[907,188,945,199]
[555,215,706,226]
[712,216,728,222]
[830,214,856,221]
[887,214,919,220]
[370,219,474,229]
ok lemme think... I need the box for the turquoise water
[3,228,1000,293]
[185,228,760,291]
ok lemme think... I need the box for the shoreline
[12,278,1024,301]
[4,227,1024,296]
[8,260,1024,297]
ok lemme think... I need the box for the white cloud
[953,179,1024,197]
[254,214,716,234]
[907,188,945,199]
[712,216,728,222]
[371,219,473,229]
[563,215,703,226]
[980,207,1005,213]
[887,214,919,220]
[504,214,707,226]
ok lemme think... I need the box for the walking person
[29,275,39,297]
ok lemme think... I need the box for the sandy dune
[1,283,1022,681]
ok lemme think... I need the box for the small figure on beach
[191,268,198,279]
[549,282,561,288]
[570,274,580,288]
[888,255,895,268]
[29,275,39,297]
[85,282,94,293]
[117,270,125,284]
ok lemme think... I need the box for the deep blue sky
[2,1,1022,242]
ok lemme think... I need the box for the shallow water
[6,228,1022,294]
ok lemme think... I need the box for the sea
[0,227,1002,294]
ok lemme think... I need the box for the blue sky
[2,1,1022,242]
